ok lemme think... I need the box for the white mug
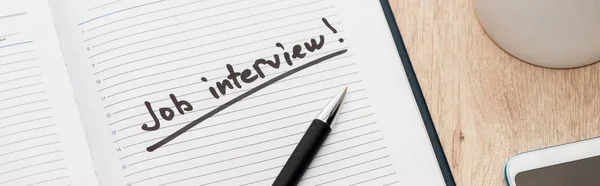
[474,0,600,68]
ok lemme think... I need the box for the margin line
[146,49,348,152]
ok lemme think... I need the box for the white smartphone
[505,137,600,186]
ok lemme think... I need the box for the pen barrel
[273,119,331,186]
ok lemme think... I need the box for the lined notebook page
[52,0,445,185]
[0,11,69,186]
[0,1,98,186]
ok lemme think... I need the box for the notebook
[0,0,455,185]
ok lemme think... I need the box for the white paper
[49,0,447,185]
[0,1,97,185]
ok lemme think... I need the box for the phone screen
[515,155,600,186]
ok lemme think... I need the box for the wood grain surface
[388,0,600,185]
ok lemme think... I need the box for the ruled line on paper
[107,50,349,118]
[79,0,166,25]
[0,124,55,140]
[315,164,394,185]
[88,0,326,48]
[101,44,347,113]
[114,75,357,135]
[114,85,362,145]
[25,176,70,186]
[241,176,275,186]
[0,140,59,157]
[87,0,123,11]
[0,116,53,131]
[87,0,208,31]
[151,99,363,149]
[125,142,296,177]
[0,159,64,176]
[84,0,255,42]
[0,12,26,20]
[109,60,355,116]
[308,147,387,169]
[85,0,250,42]
[113,75,366,148]
[135,154,290,184]
[97,31,342,96]
[94,20,338,79]
[90,5,332,71]
[146,129,383,185]
[0,41,32,49]
[0,150,62,167]
[213,154,390,186]
[0,10,69,185]
[0,91,46,103]
[0,57,37,67]
[0,50,35,58]
[119,94,367,158]
[105,51,352,127]
[0,33,20,38]
[76,1,400,184]
[0,85,45,98]
[112,70,356,131]
[383,181,401,186]
[0,133,57,149]
[123,111,313,149]
[0,167,66,185]
[123,114,378,179]
[301,155,390,181]
[0,107,50,120]
[347,172,397,186]
[94,13,336,66]
[123,109,372,163]
[204,165,283,186]
[240,139,387,185]
[0,66,39,76]
[88,1,330,58]
[0,74,42,86]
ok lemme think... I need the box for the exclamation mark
[322,18,344,43]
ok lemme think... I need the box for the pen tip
[315,87,348,124]
[340,87,348,101]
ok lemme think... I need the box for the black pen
[273,87,347,186]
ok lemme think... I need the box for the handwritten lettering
[141,94,193,131]
[207,36,320,100]
[140,18,346,152]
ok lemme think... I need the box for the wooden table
[389,0,600,185]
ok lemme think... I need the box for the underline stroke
[146,49,348,152]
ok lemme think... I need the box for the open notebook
[0,0,454,185]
